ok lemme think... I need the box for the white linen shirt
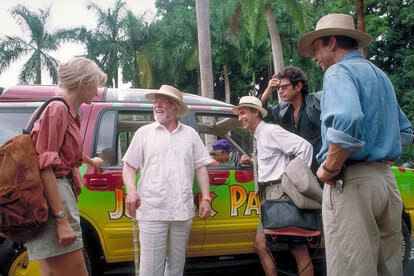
[122,121,211,221]
[254,121,313,183]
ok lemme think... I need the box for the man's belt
[345,159,388,167]
[258,179,281,188]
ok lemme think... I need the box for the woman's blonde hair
[58,57,107,90]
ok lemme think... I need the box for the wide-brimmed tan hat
[298,13,372,57]
[145,85,189,117]
[281,157,323,210]
[232,96,268,118]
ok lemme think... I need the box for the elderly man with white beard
[122,85,212,276]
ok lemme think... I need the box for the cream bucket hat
[298,13,372,57]
[232,96,268,118]
[145,85,189,117]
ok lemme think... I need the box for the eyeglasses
[277,83,292,92]
[150,99,174,105]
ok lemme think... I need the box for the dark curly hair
[276,66,309,96]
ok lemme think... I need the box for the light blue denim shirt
[316,50,413,163]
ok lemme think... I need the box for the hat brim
[145,92,189,117]
[298,28,372,57]
[232,103,268,118]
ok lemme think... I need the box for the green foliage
[2,1,414,163]
[86,0,127,88]
[363,0,414,161]
[0,4,81,84]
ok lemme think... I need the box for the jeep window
[94,110,155,166]
[195,113,252,167]
[0,109,33,145]
[95,110,116,166]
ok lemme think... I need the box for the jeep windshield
[0,107,34,145]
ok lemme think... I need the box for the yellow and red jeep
[0,85,412,275]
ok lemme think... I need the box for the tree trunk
[36,52,41,84]
[356,0,367,57]
[197,70,202,96]
[223,60,230,104]
[265,3,283,75]
[133,60,139,88]
[114,68,119,88]
[264,3,283,102]
[195,0,214,99]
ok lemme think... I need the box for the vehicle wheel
[82,234,105,276]
[0,239,41,276]
[402,220,411,268]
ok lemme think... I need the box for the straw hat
[145,85,189,117]
[281,157,323,210]
[298,13,372,57]
[232,96,268,118]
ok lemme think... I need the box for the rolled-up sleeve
[322,69,366,153]
[32,108,68,170]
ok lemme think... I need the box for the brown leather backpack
[0,98,69,242]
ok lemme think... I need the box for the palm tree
[210,0,240,103]
[120,11,153,88]
[230,0,310,98]
[87,0,126,88]
[356,0,367,57]
[145,5,199,91]
[195,0,214,99]
[229,0,269,94]
[264,2,283,74]
[0,5,80,84]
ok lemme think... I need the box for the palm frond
[41,53,59,84]
[0,37,29,74]
[18,52,41,84]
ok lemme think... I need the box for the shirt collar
[338,50,363,63]
[154,119,182,133]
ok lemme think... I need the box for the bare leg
[290,244,314,276]
[254,232,278,276]
[39,249,88,276]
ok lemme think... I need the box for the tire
[82,228,105,276]
[0,239,41,276]
[402,220,411,268]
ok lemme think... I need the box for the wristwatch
[55,211,65,218]
[202,196,211,202]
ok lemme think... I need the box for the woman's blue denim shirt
[316,50,413,163]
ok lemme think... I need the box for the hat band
[238,103,262,109]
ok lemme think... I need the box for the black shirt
[265,92,322,174]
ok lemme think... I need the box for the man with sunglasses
[260,66,322,175]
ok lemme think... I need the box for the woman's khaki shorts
[25,177,83,260]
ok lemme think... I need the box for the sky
[0,0,156,89]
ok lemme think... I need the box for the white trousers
[138,219,193,276]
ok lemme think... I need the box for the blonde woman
[25,57,107,276]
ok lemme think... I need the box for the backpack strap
[23,97,70,135]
